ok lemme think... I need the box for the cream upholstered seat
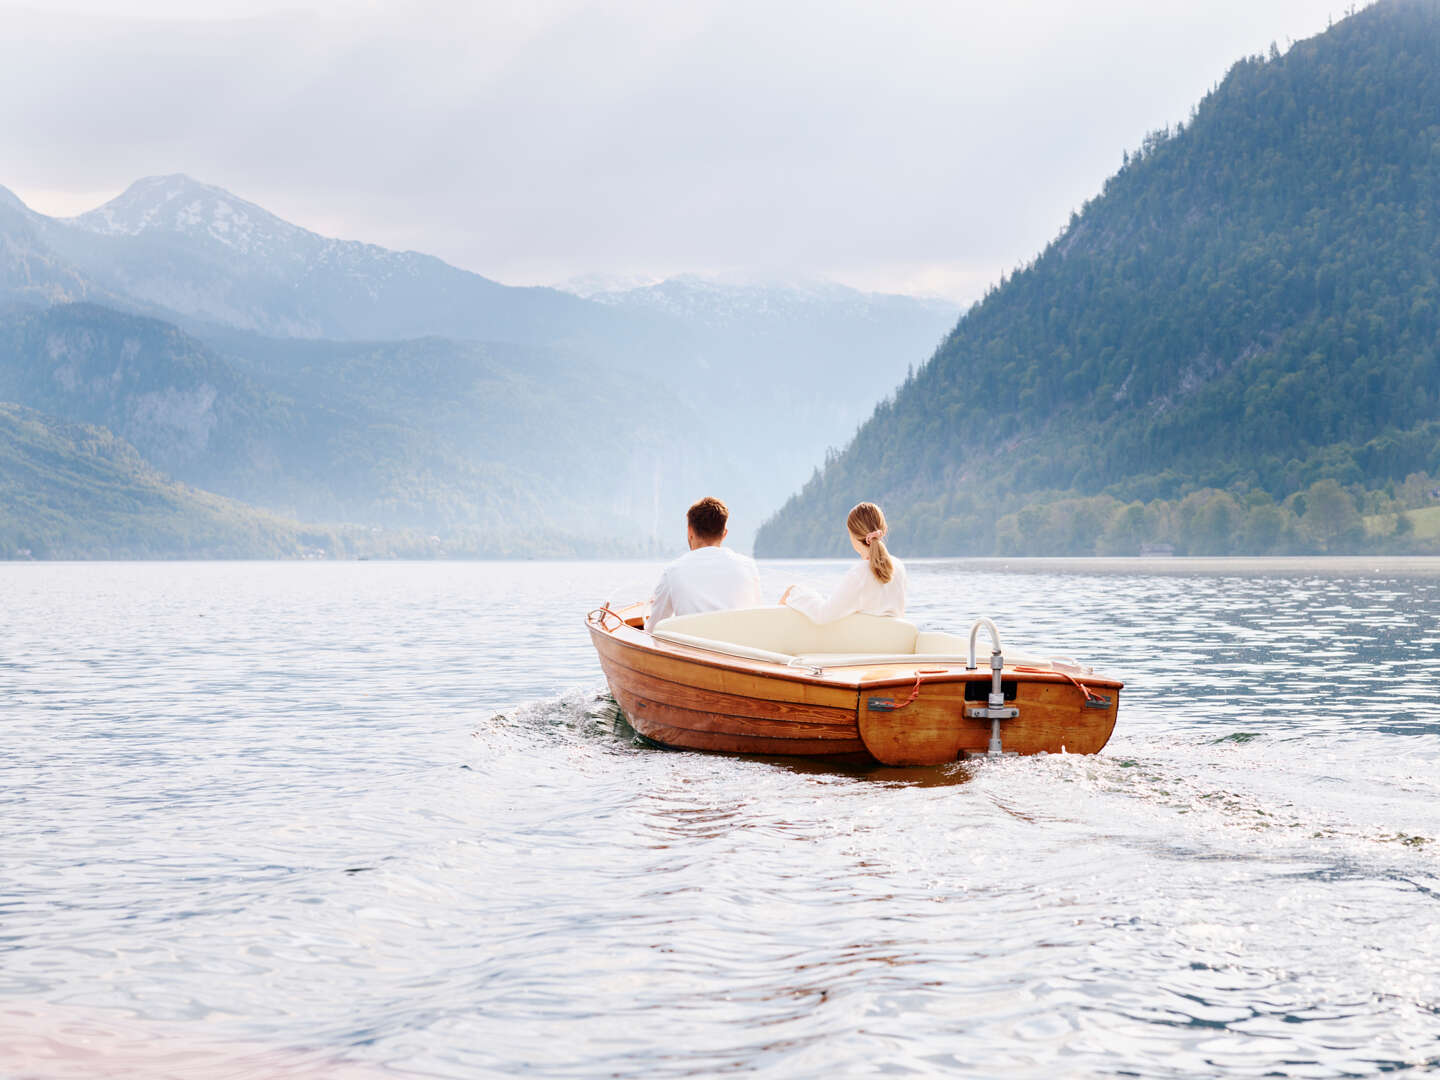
[650,608,1094,673]
[916,630,969,653]
[652,606,918,662]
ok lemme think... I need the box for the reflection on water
[768,753,976,788]
[2,558,1438,1078]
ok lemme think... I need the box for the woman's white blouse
[785,557,907,624]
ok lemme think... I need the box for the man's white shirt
[645,546,762,629]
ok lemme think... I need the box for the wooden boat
[587,604,1122,766]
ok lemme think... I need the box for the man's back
[646,546,762,629]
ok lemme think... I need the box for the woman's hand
[780,585,794,606]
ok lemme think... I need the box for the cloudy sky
[2,0,1339,302]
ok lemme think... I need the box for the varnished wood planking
[617,694,858,744]
[857,681,971,766]
[603,652,858,728]
[623,711,868,757]
[589,623,857,708]
[858,679,1120,764]
[998,681,1119,755]
[595,643,861,752]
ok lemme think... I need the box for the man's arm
[645,570,674,630]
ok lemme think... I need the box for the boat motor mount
[965,618,1019,757]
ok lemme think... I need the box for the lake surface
[3,558,1439,1078]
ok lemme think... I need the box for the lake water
[3,558,1439,1078]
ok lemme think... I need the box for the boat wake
[963,727,1440,865]
[476,686,644,750]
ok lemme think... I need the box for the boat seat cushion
[915,630,969,653]
[654,606,918,657]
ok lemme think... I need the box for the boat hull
[587,612,1121,766]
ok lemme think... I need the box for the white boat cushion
[915,630,968,653]
[647,630,798,666]
[651,608,1095,673]
[653,606,918,658]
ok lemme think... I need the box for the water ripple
[2,559,1439,1077]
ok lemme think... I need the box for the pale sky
[1,0,1342,302]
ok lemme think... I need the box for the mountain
[0,401,331,559]
[1,178,960,553]
[570,274,959,537]
[0,302,284,486]
[0,302,740,551]
[581,273,956,406]
[757,0,1440,558]
[196,322,737,544]
[23,174,676,352]
[0,185,116,310]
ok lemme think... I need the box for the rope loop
[1014,665,1106,704]
[589,605,632,633]
[887,668,949,709]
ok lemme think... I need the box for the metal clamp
[966,705,1020,720]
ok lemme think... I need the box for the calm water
[3,558,1439,1079]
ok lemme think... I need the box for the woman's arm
[783,564,868,624]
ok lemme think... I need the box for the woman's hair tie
[864,529,884,545]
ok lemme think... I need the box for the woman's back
[786,556,907,624]
[781,500,906,624]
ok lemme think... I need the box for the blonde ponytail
[868,536,895,584]
[846,501,894,584]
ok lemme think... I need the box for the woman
[781,502,907,623]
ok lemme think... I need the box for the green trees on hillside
[864,471,1435,558]
[757,0,1440,558]
[985,474,1433,556]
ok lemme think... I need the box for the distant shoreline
[905,554,1440,577]
[5,554,1440,577]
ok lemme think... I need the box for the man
[645,496,762,630]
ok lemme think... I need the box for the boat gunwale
[585,612,1124,692]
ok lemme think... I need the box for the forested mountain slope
[0,402,325,558]
[0,303,727,553]
[758,0,1440,557]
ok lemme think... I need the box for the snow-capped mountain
[17,175,644,347]
[61,175,460,295]
[68,174,302,251]
[556,271,665,298]
[563,272,958,407]
[580,273,957,332]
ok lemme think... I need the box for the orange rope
[877,669,950,710]
[896,670,924,708]
[1014,665,1107,704]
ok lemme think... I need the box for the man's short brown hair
[687,496,729,540]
